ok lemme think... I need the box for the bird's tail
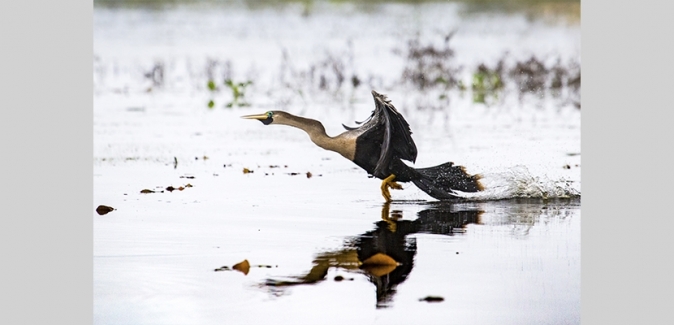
[411,162,484,200]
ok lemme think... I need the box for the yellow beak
[240,113,269,120]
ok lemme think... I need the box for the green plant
[224,79,253,107]
[207,80,217,91]
[471,63,504,104]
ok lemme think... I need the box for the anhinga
[241,90,483,201]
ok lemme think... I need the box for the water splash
[454,165,580,201]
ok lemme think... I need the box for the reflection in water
[263,202,483,308]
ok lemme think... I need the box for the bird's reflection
[263,202,483,308]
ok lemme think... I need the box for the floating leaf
[96,205,114,215]
[243,168,253,174]
[140,189,155,194]
[233,259,250,275]
[306,172,312,178]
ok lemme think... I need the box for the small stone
[419,296,444,303]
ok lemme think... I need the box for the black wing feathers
[388,106,417,162]
[351,91,417,178]
[373,104,394,177]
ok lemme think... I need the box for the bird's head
[240,110,288,125]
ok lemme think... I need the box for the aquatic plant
[471,61,505,105]
[398,32,460,91]
[95,32,580,111]
[509,56,548,96]
[224,79,253,107]
[144,61,165,88]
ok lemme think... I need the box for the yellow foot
[381,202,396,233]
[380,174,403,202]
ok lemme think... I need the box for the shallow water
[94,2,580,324]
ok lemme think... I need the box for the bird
[241,90,483,201]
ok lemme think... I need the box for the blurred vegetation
[113,31,580,110]
[94,0,579,6]
[398,32,460,91]
[471,62,504,105]
[95,0,580,110]
[94,0,580,14]
[94,0,580,29]
[224,79,253,107]
[392,32,579,108]
[205,78,253,108]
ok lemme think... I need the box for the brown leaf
[243,168,253,174]
[166,186,175,192]
[233,259,250,275]
[306,172,312,178]
[140,189,155,194]
[96,205,115,215]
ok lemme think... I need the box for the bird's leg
[381,201,398,233]
[380,174,403,202]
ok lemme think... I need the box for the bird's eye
[266,111,273,118]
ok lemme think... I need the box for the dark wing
[385,102,417,162]
[364,91,417,177]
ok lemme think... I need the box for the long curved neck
[281,115,332,149]
[280,115,355,160]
